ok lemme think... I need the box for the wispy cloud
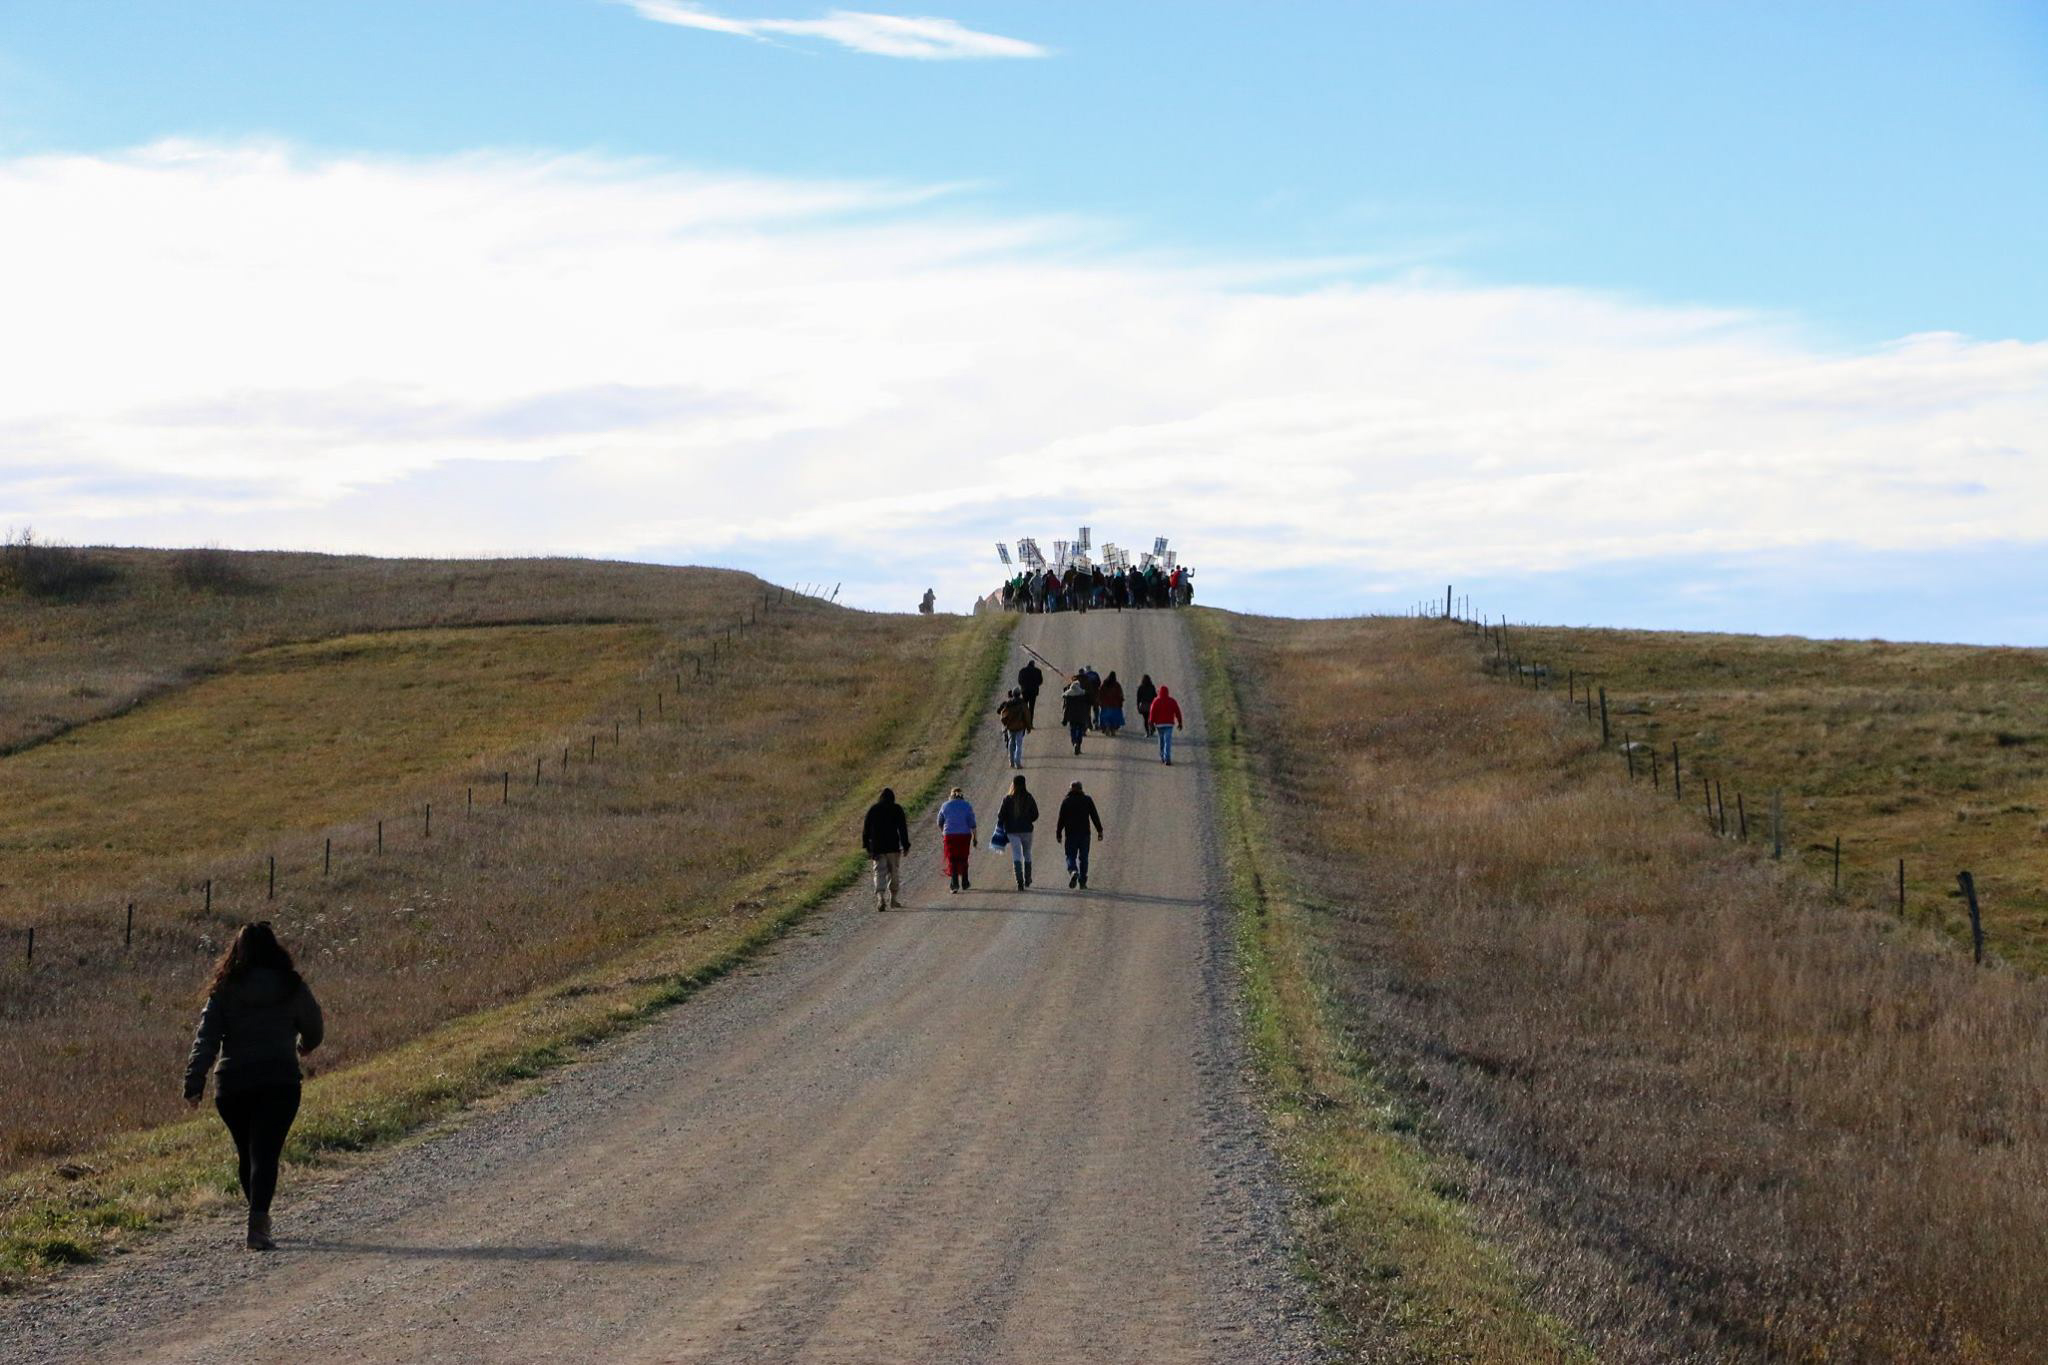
[1,141,2043,632]
[624,1,1048,59]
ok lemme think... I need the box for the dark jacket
[1017,662,1044,697]
[1060,688,1091,729]
[862,798,911,858]
[1135,678,1157,711]
[184,967,323,1100]
[997,791,1039,833]
[1098,678,1124,708]
[1055,792,1103,844]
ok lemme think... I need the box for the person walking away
[862,786,911,910]
[1018,657,1044,729]
[1135,674,1158,737]
[997,688,1030,767]
[183,922,323,1251]
[1061,677,1091,755]
[997,775,1040,889]
[936,786,978,892]
[1149,684,1185,764]
[919,588,936,615]
[1081,665,1102,729]
[1055,781,1105,889]
[1098,671,1126,735]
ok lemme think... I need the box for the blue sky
[1,2,2045,640]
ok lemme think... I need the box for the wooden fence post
[23,927,31,968]
[205,878,213,912]
[1832,835,1841,891]
[1897,858,1906,915]
[1737,792,1747,840]
[424,803,432,839]
[1771,790,1783,859]
[1624,730,1636,781]
[125,903,134,948]
[1958,871,1985,965]
[1714,780,1727,837]
[324,837,332,875]
[1598,688,1610,746]
[268,854,276,900]
[1671,743,1682,800]
[377,820,383,854]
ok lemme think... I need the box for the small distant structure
[919,588,936,615]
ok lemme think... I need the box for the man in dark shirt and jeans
[862,787,912,910]
[1055,781,1105,890]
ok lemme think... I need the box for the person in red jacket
[1148,685,1184,764]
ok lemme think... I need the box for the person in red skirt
[936,785,979,892]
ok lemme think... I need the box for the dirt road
[5,610,1320,1363]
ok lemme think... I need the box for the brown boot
[246,1213,275,1251]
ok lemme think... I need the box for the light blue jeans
[1157,723,1175,762]
[1009,830,1034,865]
[1006,728,1025,765]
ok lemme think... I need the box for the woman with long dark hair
[183,921,323,1250]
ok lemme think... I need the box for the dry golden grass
[1,624,654,918]
[0,551,976,1172]
[1221,611,2048,1362]
[0,547,766,755]
[1500,623,2048,971]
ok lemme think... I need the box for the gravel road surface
[4,610,1321,1364]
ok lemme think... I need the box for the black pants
[216,1083,301,1218]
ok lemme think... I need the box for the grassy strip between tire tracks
[1,611,1016,1286]
[1190,609,1585,1363]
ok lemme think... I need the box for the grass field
[0,551,997,1182]
[0,547,765,755]
[1499,624,2048,970]
[1,624,655,917]
[1216,610,2048,1362]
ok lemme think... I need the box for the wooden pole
[377,820,383,854]
[1624,731,1635,781]
[268,854,275,899]
[1715,779,1726,837]
[1771,790,1783,860]
[1958,871,1984,965]
[205,878,213,912]
[1737,792,1748,840]
[23,927,30,968]
[1650,746,1660,789]
[1832,835,1840,891]
[1898,858,1906,916]
[125,902,134,948]
[1671,743,1682,800]
[324,837,331,875]
[424,803,432,838]
[1598,688,1609,746]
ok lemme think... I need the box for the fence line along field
[0,549,977,1173]
[1220,610,2048,1361]
[1494,622,2048,971]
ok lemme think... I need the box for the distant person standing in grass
[1148,684,1184,764]
[997,775,1040,890]
[862,786,911,910]
[1061,677,1091,755]
[183,921,323,1251]
[937,785,978,893]
[1135,674,1158,737]
[1055,781,1105,889]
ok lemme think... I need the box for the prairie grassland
[1220,612,2048,1362]
[0,547,773,755]
[0,551,981,1175]
[1503,624,2048,969]
[0,624,655,919]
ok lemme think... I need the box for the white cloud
[0,141,2044,619]
[623,2,1048,59]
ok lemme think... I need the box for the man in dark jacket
[1055,781,1105,889]
[1017,658,1044,728]
[862,787,912,910]
[1060,678,1091,755]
